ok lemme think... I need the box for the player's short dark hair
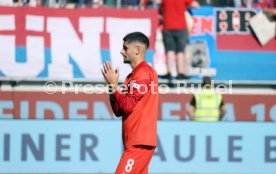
[123,32,150,49]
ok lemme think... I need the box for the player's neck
[130,58,144,70]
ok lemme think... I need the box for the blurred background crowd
[0,0,274,9]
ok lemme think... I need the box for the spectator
[197,0,212,6]
[264,7,276,33]
[239,0,266,8]
[17,0,41,6]
[264,7,276,16]
[234,0,242,7]
[188,76,226,121]
[77,0,91,8]
[219,0,235,7]
[103,0,116,7]
[122,0,142,9]
[141,0,161,8]
[160,0,200,81]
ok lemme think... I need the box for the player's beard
[123,57,131,64]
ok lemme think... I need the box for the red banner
[0,7,158,80]
[159,94,276,121]
[0,91,275,121]
[0,6,158,49]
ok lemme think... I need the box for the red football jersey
[162,0,193,30]
[112,61,159,147]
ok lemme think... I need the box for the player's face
[120,41,135,64]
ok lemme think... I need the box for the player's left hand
[101,61,119,88]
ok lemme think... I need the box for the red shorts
[115,145,155,174]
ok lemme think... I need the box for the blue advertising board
[0,121,276,173]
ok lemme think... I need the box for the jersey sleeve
[110,94,123,117]
[114,79,150,115]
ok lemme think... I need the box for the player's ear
[135,45,140,55]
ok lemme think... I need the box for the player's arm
[187,0,200,9]
[114,79,149,115]
[139,0,146,9]
[109,93,123,117]
[188,106,195,120]
[187,95,196,120]
[101,62,122,116]
[219,100,226,120]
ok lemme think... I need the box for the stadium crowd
[0,0,274,8]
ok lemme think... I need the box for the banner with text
[0,7,158,81]
[0,121,275,173]
[0,91,275,121]
[0,7,275,81]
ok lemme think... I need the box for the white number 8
[125,158,135,172]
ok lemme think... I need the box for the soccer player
[101,32,159,173]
